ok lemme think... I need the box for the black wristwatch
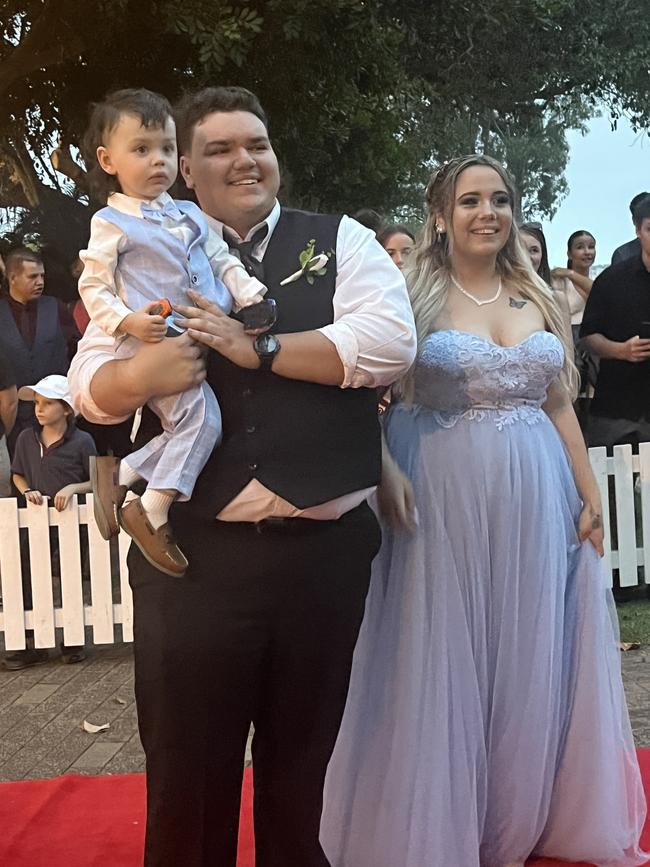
[253,333,281,371]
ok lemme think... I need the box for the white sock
[118,461,143,489]
[140,489,175,530]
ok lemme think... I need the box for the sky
[545,114,649,270]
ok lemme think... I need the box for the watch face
[257,333,278,354]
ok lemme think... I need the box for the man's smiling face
[180,110,280,235]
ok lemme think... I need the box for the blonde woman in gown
[320,156,647,867]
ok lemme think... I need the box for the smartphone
[639,321,650,339]
[238,299,278,333]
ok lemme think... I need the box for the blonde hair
[401,154,578,400]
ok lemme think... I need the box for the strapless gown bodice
[409,329,564,428]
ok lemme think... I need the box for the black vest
[0,295,68,425]
[187,208,381,517]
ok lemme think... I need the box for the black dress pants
[128,502,381,867]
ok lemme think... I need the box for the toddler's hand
[122,306,168,343]
[25,490,44,506]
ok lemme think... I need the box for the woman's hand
[174,292,260,370]
[578,502,605,557]
[551,267,573,281]
[377,456,417,532]
[25,489,43,506]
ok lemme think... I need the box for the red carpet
[1,754,650,866]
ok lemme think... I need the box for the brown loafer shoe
[90,455,127,540]
[119,497,188,578]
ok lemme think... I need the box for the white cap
[17,375,75,412]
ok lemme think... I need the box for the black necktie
[223,224,269,283]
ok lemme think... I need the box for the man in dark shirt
[0,344,17,496]
[610,192,649,265]
[580,196,650,449]
[0,248,79,456]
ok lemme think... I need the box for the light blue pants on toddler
[115,336,221,499]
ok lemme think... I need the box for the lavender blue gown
[320,330,647,867]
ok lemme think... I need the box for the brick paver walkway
[0,643,648,782]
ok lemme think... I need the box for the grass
[617,598,650,644]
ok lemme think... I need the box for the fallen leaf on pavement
[82,720,110,733]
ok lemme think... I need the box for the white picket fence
[1,443,650,651]
[0,494,133,651]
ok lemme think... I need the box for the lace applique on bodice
[400,330,564,429]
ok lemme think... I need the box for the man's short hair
[630,192,650,215]
[634,196,650,228]
[175,87,268,155]
[5,247,43,280]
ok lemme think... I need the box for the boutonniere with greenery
[280,239,335,286]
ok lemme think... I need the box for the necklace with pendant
[451,273,502,306]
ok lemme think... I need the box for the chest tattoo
[509,296,527,309]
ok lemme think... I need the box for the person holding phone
[580,195,650,449]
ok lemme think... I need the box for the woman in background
[520,222,571,329]
[552,230,597,426]
[378,224,415,270]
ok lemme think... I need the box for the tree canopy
[1,0,650,260]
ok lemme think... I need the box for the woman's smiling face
[446,165,513,261]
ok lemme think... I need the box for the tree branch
[0,7,83,101]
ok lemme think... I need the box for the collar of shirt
[8,293,36,311]
[205,199,281,261]
[106,191,173,219]
[34,421,76,456]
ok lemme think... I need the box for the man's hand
[121,303,168,343]
[89,332,207,418]
[25,490,44,506]
[174,292,261,370]
[617,335,650,363]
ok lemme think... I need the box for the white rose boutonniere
[280,239,334,286]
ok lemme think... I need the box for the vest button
[249,462,258,471]
[191,274,199,283]
[246,425,256,434]
[242,388,253,398]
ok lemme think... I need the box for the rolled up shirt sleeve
[78,216,133,337]
[318,216,416,388]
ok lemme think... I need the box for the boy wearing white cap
[4,375,96,670]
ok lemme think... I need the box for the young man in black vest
[68,86,416,867]
[0,248,78,457]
